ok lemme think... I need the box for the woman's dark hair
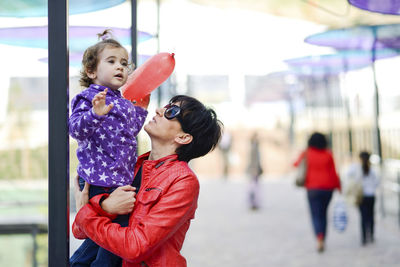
[170,95,223,162]
[307,132,328,149]
[359,151,371,175]
[79,29,131,87]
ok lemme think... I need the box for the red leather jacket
[72,152,199,267]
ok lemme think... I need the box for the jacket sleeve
[69,95,105,141]
[131,106,148,137]
[293,150,306,167]
[74,173,199,262]
[72,194,117,239]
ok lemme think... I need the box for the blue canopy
[305,24,400,51]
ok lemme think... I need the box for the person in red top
[72,95,222,267]
[294,132,341,253]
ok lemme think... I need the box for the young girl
[348,151,380,245]
[69,30,149,266]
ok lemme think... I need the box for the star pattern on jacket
[69,84,148,187]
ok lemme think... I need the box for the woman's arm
[74,174,199,262]
[293,150,306,167]
[72,177,136,239]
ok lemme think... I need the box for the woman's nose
[155,107,164,116]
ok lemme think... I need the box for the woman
[72,95,222,266]
[294,132,341,252]
[347,151,379,245]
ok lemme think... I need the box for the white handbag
[333,198,348,232]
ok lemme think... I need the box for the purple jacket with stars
[69,84,148,187]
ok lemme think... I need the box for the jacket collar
[137,152,179,169]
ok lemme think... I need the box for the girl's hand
[74,175,90,212]
[101,185,137,215]
[92,88,114,116]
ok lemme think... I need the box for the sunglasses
[164,103,181,120]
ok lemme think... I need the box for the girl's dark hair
[307,132,328,149]
[170,95,223,162]
[359,151,371,175]
[79,29,130,87]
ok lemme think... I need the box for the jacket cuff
[90,194,118,220]
[89,108,106,122]
[72,219,87,239]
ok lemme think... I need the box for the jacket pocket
[135,188,162,215]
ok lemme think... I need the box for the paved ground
[70,177,400,267]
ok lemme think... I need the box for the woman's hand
[101,185,137,215]
[74,175,90,212]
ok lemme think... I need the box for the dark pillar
[48,0,69,265]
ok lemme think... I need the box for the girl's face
[88,46,129,90]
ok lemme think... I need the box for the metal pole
[323,73,333,148]
[32,226,38,267]
[131,0,137,68]
[398,173,400,228]
[156,0,162,106]
[48,0,69,265]
[372,59,382,161]
[342,60,353,156]
[371,27,385,217]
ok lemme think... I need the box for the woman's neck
[148,139,178,161]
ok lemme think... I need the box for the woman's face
[144,102,185,142]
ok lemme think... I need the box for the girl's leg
[91,248,122,267]
[365,196,375,242]
[90,214,129,266]
[70,239,99,267]
[359,198,368,245]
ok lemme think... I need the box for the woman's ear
[175,133,193,145]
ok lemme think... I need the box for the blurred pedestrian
[347,151,380,245]
[219,130,233,179]
[247,132,263,210]
[294,132,341,252]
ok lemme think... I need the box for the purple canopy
[348,0,400,15]
[0,26,153,52]
[285,49,399,76]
